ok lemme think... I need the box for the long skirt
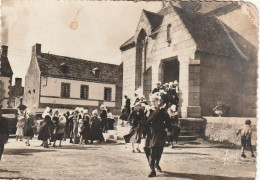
[16,127,24,136]
[90,126,104,142]
[130,125,143,144]
[24,128,34,138]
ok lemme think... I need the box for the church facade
[119,2,257,118]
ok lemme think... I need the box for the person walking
[124,102,146,153]
[90,109,104,144]
[24,110,36,146]
[38,107,53,148]
[100,104,108,133]
[143,93,172,177]
[16,114,26,141]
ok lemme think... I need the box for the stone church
[119,2,257,118]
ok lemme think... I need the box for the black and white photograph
[0,0,258,179]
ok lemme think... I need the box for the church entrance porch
[159,58,180,84]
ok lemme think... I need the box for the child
[236,120,255,158]
[107,111,115,130]
[16,115,26,141]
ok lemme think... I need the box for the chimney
[15,78,22,86]
[32,43,41,56]
[1,45,8,56]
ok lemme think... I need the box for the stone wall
[204,116,257,146]
[199,52,251,117]
[121,6,197,117]
[23,47,41,113]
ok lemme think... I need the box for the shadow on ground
[3,149,56,156]
[160,171,255,180]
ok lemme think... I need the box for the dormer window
[167,24,172,46]
[92,67,100,78]
[60,65,69,74]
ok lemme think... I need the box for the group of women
[122,80,180,177]
[38,105,115,148]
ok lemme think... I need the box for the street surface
[0,135,256,180]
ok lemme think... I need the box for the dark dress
[167,115,180,143]
[0,115,9,160]
[100,110,108,133]
[167,88,179,110]
[120,98,131,120]
[51,116,64,141]
[80,114,91,141]
[24,117,35,138]
[107,118,115,130]
[38,115,52,141]
[66,115,74,138]
[90,116,104,142]
[144,107,172,170]
[124,107,145,144]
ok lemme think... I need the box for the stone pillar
[187,59,201,117]
[178,55,189,118]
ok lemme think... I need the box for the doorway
[160,59,180,84]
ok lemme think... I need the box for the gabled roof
[143,10,164,31]
[173,6,244,58]
[37,53,118,83]
[120,4,249,59]
[0,56,13,77]
[119,36,135,51]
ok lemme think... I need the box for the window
[80,85,89,99]
[104,88,112,101]
[61,83,70,98]
[167,24,172,46]
[61,65,69,74]
[92,68,100,78]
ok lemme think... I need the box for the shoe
[156,165,162,172]
[44,145,49,148]
[136,148,141,153]
[241,154,246,158]
[25,142,30,146]
[40,143,43,146]
[132,150,135,153]
[251,154,255,157]
[53,145,57,147]
[20,139,23,141]
[148,170,156,177]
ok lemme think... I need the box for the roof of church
[37,53,118,83]
[143,10,164,31]
[173,6,243,58]
[120,4,248,59]
[0,55,13,77]
[119,36,135,51]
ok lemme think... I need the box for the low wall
[204,117,257,146]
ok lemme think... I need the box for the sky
[2,0,161,85]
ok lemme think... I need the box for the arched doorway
[135,29,147,90]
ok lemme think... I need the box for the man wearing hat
[0,106,9,160]
[152,81,162,94]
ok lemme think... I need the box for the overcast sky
[2,0,161,85]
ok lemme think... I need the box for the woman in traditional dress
[124,102,145,153]
[90,109,104,143]
[66,111,74,143]
[77,109,90,145]
[24,110,36,146]
[52,112,66,147]
[38,107,53,148]
[143,93,172,177]
[107,111,115,130]
[16,114,26,141]
[82,109,91,144]
[0,110,9,161]
[167,104,180,148]
[100,104,108,133]
[73,108,80,144]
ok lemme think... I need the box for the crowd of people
[12,105,116,148]
[37,105,115,148]
[121,80,180,177]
